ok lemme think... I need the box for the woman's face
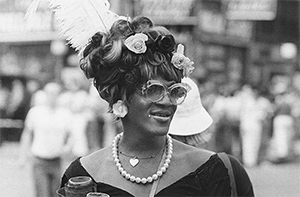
[124,76,178,136]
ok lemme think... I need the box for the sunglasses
[140,80,190,105]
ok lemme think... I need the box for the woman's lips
[150,110,172,121]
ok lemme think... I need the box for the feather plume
[26,0,121,51]
[25,0,44,20]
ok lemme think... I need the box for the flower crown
[124,33,194,77]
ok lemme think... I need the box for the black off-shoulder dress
[60,154,254,196]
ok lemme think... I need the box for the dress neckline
[76,153,220,196]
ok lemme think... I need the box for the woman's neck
[118,130,167,157]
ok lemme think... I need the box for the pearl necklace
[112,133,173,184]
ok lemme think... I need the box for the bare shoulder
[172,139,216,167]
[80,146,114,178]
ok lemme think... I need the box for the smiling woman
[58,15,254,197]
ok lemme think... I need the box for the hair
[80,16,184,108]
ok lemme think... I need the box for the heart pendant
[129,157,139,167]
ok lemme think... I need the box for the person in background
[209,85,243,161]
[239,85,272,167]
[19,82,73,197]
[59,69,91,159]
[59,16,254,197]
[168,77,213,148]
[269,88,294,163]
[86,84,119,151]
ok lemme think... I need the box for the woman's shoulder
[80,146,116,180]
[172,139,215,164]
[169,139,218,178]
[82,146,113,166]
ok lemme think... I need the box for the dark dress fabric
[60,154,254,197]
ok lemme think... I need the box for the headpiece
[26,0,195,108]
[26,0,120,51]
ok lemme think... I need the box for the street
[0,142,299,197]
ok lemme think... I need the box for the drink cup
[64,176,96,197]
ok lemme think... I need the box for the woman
[60,16,254,197]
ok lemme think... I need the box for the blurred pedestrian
[240,85,272,167]
[59,69,91,160]
[269,89,294,163]
[86,85,118,151]
[168,77,213,148]
[210,86,243,161]
[19,82,72,197]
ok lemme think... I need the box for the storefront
[0,0,65,142]
[195,0,255,94]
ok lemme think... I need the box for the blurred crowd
[200,73,300,167]
[0,69,121,160]
[1,69,300,170]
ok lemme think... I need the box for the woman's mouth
[150,111,172,121]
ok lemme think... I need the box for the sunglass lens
[170,86,187,105]
[146,84,165,102]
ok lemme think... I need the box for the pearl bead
[157,171,163,176]
[136,177,141,183]
[147,176,153,182]
[130,176,136,182]
[152,174,158,180]
[141,178,147,184]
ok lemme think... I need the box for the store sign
[225,0,277,21]
[134,0,196,24]
[199,10,252,40]
[199,10,226,35]
[226,20,252,40]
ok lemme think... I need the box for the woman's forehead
[148,76,177,86]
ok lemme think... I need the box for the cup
[64,176,96,197]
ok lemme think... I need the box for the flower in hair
[112,100,128,118]
[182,58,195,77]
[124,33,148,54]
[171,44,195,77]
[155,35,175,53]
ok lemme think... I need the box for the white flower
[124,33,148,54]
[112,100,128,118]
[182,59,195,77]
[171,53,186,69]
[171,44,194,77]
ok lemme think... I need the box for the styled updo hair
[80,16,184,108]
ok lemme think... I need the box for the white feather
[26,0,121,51]
[25,0,44,20]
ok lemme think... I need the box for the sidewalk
[246,161,300,197]
[0,142,34,197]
